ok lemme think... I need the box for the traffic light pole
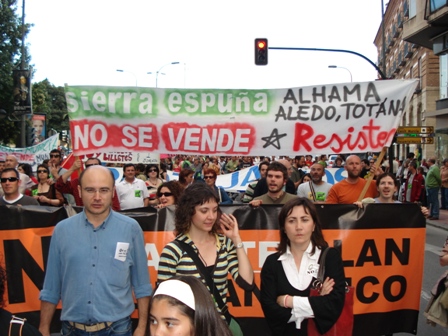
[268,46,387,80]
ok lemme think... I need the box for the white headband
[154,279,195,310]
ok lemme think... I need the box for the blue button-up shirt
[39,210,152,323]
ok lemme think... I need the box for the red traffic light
[255,38,268,65]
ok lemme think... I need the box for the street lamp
[149,62,180,87]
[116,69,137,86]
[328,65,353,82]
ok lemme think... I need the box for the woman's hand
[319,277,335,296]
[353,201,363,208]
[219,213,240,242]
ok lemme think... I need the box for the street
[393,224,448,335]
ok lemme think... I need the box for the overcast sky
[24,0,384,89]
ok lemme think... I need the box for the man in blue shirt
[39,165,152,336]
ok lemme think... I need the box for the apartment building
[375,0,440,160]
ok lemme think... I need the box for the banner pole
[357,147,388,202]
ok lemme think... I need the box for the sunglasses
[85,163,99,168]
[157,192,173,197]
[149,169,158,172]
[204,176,215,179]
[50,154,60,158]
[37,170,48,174]
[0,177,18,183]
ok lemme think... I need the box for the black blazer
[260,247,346,335]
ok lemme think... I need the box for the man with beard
[326,155,379,204]
[249,161,298,206]
[296,163,332,202]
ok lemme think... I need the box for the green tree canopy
[0,0,31,145]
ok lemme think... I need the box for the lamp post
[149,62,180,87]
[328,65,353,82]
[116,69,137,86]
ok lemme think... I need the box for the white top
[297,181,332,202]
[278,243,322,329]
[115,178,149,210]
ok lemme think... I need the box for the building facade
[375,0,440,161]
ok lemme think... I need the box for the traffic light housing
[26,125,35,147]
[255,38,268,65]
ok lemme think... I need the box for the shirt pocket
[109,257,131,288]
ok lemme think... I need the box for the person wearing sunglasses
[155,181,183,209]
[0,168,39,206]
[145,164,164,206]
[55,157,121,210]
[30,164,65,207]
[1,155,35,197]
[203,169,233,205]
[48,149,66,180]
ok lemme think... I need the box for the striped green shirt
[157,233,250,317]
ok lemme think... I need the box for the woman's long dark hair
[277,197,328,255]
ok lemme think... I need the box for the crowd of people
[0,150,443,335]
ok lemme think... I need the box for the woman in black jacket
[260,197,346,335]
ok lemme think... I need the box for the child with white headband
[147,276,232,336]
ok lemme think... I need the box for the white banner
[65,80,419,156]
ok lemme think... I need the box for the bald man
[326,155,378,204]
[0,155,35,197]
[39,165,151,336]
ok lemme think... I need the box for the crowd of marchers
[0,150,441,336]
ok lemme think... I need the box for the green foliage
[0,0,31,145]
[32,79,69,133]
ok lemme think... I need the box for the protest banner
[1,203,424,336]
[0,134,59,170]
[64,80,418,156]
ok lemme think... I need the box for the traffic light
[255,38,268,65]
[61,130,68,142]
[26,125,35,147]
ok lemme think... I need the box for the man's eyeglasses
[204,176,215,179]
[37,170,48,174]
[50,154,60,158]
[148,169,158,173]
[157,192,173,197]
[83,187,111,195]
[0,177,19,183]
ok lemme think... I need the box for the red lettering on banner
[293,119,396,152]
[70,120,159,151]
[161,122,255,154]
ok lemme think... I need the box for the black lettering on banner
[4,237,51,303]
[385,238,410,265]
[357,276,380,304]
[227,280,242,307]
[356,240,381,266]
[383,275,407,302]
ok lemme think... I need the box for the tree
[32,79,68,133]
[0,0,31,145]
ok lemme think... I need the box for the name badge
[115,242,129,262]
[307,263,320,276]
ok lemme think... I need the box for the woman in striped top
[157,183,254,336]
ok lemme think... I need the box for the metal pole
[20,0,26,148]
[269,46,387,80]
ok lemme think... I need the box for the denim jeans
[427,187,440,218]
[61,316,131,336]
